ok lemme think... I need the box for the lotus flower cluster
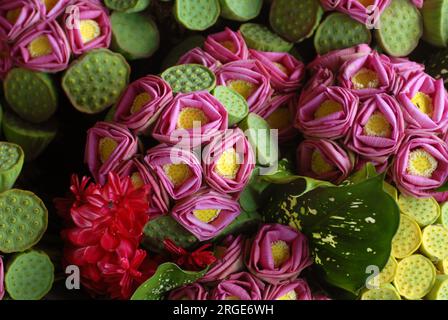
[0,0,111,75]
[320,0,392,25]
[296,44,448,198]
[167,224,325,301]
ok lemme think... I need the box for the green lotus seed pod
[174,0,220,31]
[62,49,130,114]
[239,113,278,167]
[2,111,57,162]
[0,142,24,193]
[360,284,401,300]
[394,254,436,300]
[161,64,216,93]
[111,12,160,61]
[0,189,48,253]
[391,214,422,259]
[398,194,440,227]
[368,256,398,287]
[269,0,323,43]
[104,0,151,13]
[314,13,371,55]
[142,215,198,253]
[420,225,448,262]
[421,0,448,47]
[437,257,448,274]
[5,250,54,300]
[212,86,249,126]
[425,275,448,300]
[439,201,448,228]
[219,0,262,22]
[161,35,206,71]
[376,0,423,57]
[3,68,57,124]
[239,23,293,52]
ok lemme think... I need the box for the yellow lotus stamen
[407,148,438,178]
[130,172,144,189]
[227,80,257,100]
[163,163,192,186]
[28,35,53,58]
[220,40,236,53]
[358,0,375,7]
[130,92,152,114]
[79,19,101,44]
[363,111,392,137]
[311,150,334,175]
[277,290,298,300]
[314,100,343,119]
[352,68,380,89]
[267,107,292,130]
[215,148,240,179]
[6,8,21,24]
[177,107,209,129]
[273,62,290,76]
[411,92,433,117]
[193,209,220,223]
[98,137,118,164]
[271,240,290,268]
[41,0,59,12]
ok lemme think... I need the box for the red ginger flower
[163,239,217,271]
[57,172,158,299]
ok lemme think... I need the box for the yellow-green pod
[392,214,422,259]
[439,201,448,228]
[383,182,398,202]
[420,225,448,262]
[360,284,401,300]
[426,275,448,300]
[398,194,440,227]
[437,257,448,274]
[368,256,398,286]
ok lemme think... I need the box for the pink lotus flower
[144,144,202,200]
[339,51,396,99]
[11,20,71,73]
[397,72,448,134]
[114,75,173,135]
[204,27,249,64]
[115,157,170,217]
[177,47,221,72]
[200,235,245,283]
[202,129,255,195]
[320,0,391,25]
[263,279,313,300]
[392,132,448,198]
[0,0,41,42]
[152,91,228,148]
[210,271,265,300]
[249,50,305,93]
[307,44,372,73]
[258,94,299,143]
[85,122,138,185]
[0,255,4,300]
[216,59,272,114]
[0,41,12,79]
[345,94,405,159]
[40,0,71,19]
[171,188,241,241]
[295,86,358,139]
[245,224,312,285]
[297,139,354,184]
[62,0,111,55]
[168,283,209,300]
[302,67,335,100]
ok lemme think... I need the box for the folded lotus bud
[114,75,173,135]
[320,0,391,25]
[177,47,221,72]
[204,27,249,63]
[40,0,70,19]
[0,0,41,42]
[202,129,255,194]
[63,0,112,55]
[152,91,228,148]
[11,20,71,73]
[263,279,313,300]
[167,283,208,300]
[297,138,354,184]
[245,224,312,285]
[210,271,265,300]
[85,121,138,185]
[249,50,305,93]
[171,188,241,241]
[144,144,202,200]
[216,59,272,114]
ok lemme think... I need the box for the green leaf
[261,175,400,294]
[345,162,378,185]
[131,263,207,300]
